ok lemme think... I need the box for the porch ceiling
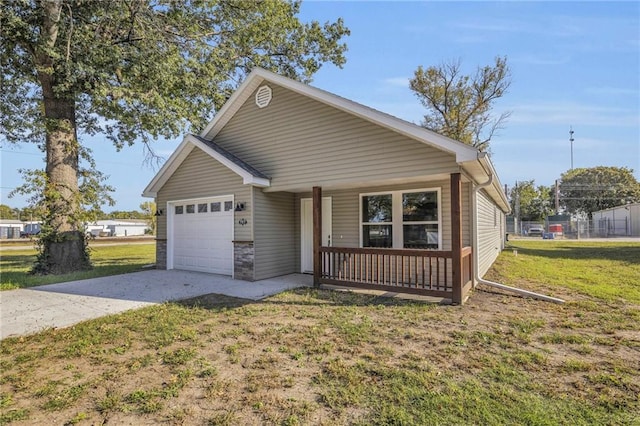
[261,172,459,193]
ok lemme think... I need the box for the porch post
[451,173,463,304]
[313,186,322,287]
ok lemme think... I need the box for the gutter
[471,160,565,304]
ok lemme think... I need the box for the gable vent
[255,85,272,108]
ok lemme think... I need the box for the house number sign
[238,218,248,226]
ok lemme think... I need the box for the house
[0,219,24,239]
[143,68,510,304]
[591,203,640,237]
[85,220,150,237]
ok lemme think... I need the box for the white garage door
[171,197,233,275]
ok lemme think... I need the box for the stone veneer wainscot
[233,241,255,281]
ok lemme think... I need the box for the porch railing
[319,246,473,300]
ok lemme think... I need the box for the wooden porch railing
[461,246,473,296]
[319,246,473,300]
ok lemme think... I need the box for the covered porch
[311,173,474,304]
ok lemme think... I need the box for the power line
[1,150,144,167]
[0,149,42,157]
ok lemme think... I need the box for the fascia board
[199,71,265,139]
[260,70,480,162]
[459,153,510,213]
[243,176,271,187]
[479,155,511,212]
[142,139,194,197]
[199,68,479,162]
[142,134,271,198]
[184,134,270,188]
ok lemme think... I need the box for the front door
[301,197,332,273]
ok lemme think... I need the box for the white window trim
[359,187,442,249]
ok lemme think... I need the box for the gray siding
[293,179,472,272]
[253,189,297,280]
[213,84,460,191]
[462,182,471,247]
[476,189,503,277]
[156,147,252,241]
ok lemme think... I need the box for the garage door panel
[171,197,233,275]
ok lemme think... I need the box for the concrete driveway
[0,270,311,340]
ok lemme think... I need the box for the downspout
[471,156,565,304]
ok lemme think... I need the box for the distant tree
[19,205,46,222]
[140,201,156,235]
[409,56,511,151]
[0,204,18,220]
[559,167,640,217]
[10,164,114,224]
[107,211,145,220]
[1,1,349,274]
[509,180,553,222]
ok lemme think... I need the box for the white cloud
[454,20,527,34]
[450,34,488,44]
[585,87,639,96]
[511,54,570,66]
[452,18,582,38]
[382,77,411,88]
[507,102,640,127]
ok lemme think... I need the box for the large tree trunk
[32,0,91,274]
[37,88,91,274]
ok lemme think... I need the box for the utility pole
[569,126,575,170]
[555,179,560,214]
[515,181,521,235]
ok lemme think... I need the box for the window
[198,203,208,213]
[186,204,195,214]
[361,189,440,249]
[361,194,392,247]
[403,191,439,249]
[210,202,221,212]
[224,201,233,211]
[175,205,183,215]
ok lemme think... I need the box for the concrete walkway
[0,270,312,339]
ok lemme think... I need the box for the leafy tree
[1,0,349,274]
[140,201,156,235]
[0,204,18,220]
[106,210,145,219]
[509,180,553,222]
[16,205,47,223]
[409,56,511,151]
[559,167,640,217]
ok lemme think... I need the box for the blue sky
[1,1,638,212]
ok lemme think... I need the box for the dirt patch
[1,287,638,425]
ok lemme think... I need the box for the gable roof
[200,68,481,164]
[142,134,270,197]
[144,68,509,211]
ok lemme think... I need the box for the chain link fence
[508,218,635,239]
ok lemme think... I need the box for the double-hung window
[361,194,393,247]
[361,189,441,249]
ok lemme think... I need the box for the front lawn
[0,244,155,291]
[0,241,638,425]
[487,240,640,303]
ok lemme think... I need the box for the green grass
[0,244,155,290]
[486,240,640,303]
[0,240,638,424]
